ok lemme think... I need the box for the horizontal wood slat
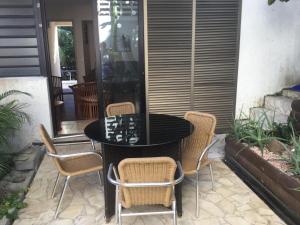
[0,0,33,6]
[147,0,192,117]
[194,0,240,132]
[0,0,42,77]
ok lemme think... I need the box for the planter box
[225,138,300,225]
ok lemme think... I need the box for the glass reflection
[97,0,141,112]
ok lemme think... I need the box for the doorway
[45,0,97,135]
[43,0,145,136]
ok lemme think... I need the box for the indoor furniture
[70,82,98,119]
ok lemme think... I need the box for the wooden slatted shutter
[147,0,193,117]
[193,0,241,132]
[146,0,240,132]
[0,0,45,77]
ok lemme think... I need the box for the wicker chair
[39,124,103,219]
[182,111,217,217]
[106,102,135,116]
[70,82,99,119]
[108,157,184,225]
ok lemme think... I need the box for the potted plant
[225,112,300,225]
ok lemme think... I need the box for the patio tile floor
[14,145,286,225]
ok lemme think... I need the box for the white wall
[46,0,94,83]
[236,0,300,115]
[0,77,53,151]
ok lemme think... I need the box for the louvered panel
[0,0,43,77]
[194,0,240,132]
[147,0,192,117]
[194,85,236,131]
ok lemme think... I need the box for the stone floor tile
[14,156,286,225]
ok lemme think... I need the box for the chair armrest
[52,134,92,146]
[107,161,184,188]
[47,151,102,160]
[196,137,219,171]
[52,134,86,141]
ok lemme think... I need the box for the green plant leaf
[0,90,31,150]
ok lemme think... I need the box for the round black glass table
[84,113,193,222]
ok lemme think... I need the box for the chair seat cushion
[60,155,102,176]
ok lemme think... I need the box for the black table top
[84,113,193,147]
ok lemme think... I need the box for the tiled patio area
[14,144,286,225]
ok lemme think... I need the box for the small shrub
[0,192,27,220]
[230,111,282,157]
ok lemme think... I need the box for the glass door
[96,0,144,116]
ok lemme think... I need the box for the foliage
[0,90,31,148]
[290,129,300,175]
[268,0,290,5]
[240,113,277,157]
[0,90,31,179]
[58,26,75,68]
[230,111,281,157]
[230,111,248,141]
[271,118,294,144]
[0,155,12,180]
[0,192,27,220]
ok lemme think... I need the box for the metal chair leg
[209,164,214,191]
[118,203,122,225]
[55,176,70,219]
[172,200,177,225]
[115,186,119,224]
[97,171,103,186]
[51,173,60,199]
[196,171,200,217]
[91,140,96,151]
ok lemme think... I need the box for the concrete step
[13,145,44,171]
[282,89,300,99]
[249,107,288,125]
[0,170,35,193]
[264,95,293,116]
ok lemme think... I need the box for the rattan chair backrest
[39,124,64,173]
[118,157,177,208]
[182,111,216,170]
[106,102,135,117]
[70,82,98,119]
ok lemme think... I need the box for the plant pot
[225,137,300,225]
